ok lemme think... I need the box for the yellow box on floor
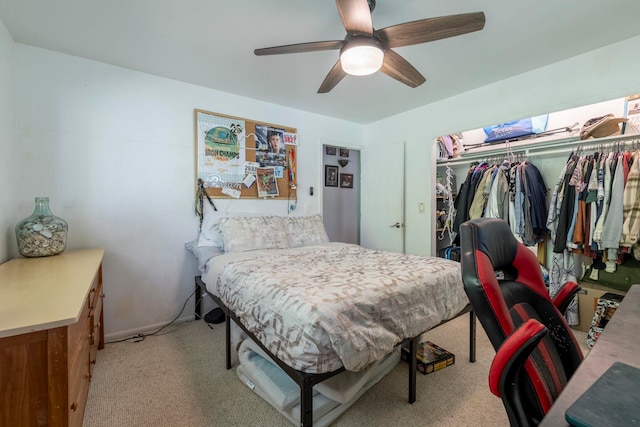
[575,282,627,332]
[400,341,455,375]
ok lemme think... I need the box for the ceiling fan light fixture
[340,40,384,76]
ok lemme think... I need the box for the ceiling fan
[254,0,485,93]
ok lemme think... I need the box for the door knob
[389,222,402,228]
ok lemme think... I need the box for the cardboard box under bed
[401,341,455,375]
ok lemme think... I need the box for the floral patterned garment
[203,243,468,373]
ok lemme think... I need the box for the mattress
[203,242,468,373]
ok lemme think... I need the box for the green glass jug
[15,197,68,257]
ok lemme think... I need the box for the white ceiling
[2,0,640,124]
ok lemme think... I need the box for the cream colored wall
[0,19,13,264]
[362,35,640,257]
[11,44,364,338]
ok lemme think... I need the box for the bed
[189,213,476,426]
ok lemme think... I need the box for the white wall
[0,19,14,263]
[362,35,640,257]
[11,44,364,338]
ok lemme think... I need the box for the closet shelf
[437,132,640,166]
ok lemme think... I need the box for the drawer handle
[90,358,97,365]
[71,402,78,411]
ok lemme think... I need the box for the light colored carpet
[83,314,588,427]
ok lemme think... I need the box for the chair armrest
[488,318,548,397]
[552,281,581,315]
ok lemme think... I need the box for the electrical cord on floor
[105,289,196,344]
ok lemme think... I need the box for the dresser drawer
[89,291,103,374]
[89,282,103,341]
[67,295,90,359]
[68,318,92,427]
[88,273,101,310]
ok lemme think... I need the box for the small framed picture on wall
[340,173,353,188]
[325,165,338,187]
[339,148,349,157]
[325,146,337,155]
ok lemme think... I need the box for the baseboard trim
[104,315,196,342]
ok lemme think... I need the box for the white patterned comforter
[203,242,468,373]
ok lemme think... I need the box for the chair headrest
[461,218,518,270]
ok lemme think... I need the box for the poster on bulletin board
[194,109,297,200]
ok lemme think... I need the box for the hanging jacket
[593,152,615,246]
[452,165,477,239]
[523,162,549,243]
[468,166,495,219]
[601,155,625,250]
[621,151,640,246]
[484,162,510,220]
[547,163,569,245]
[553,158,578,253]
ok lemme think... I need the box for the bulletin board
[194,109,297,200]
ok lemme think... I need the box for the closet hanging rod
[437,133,640,166]
[528,137,640,158]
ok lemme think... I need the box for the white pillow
[197,210,224,248]
[284,215,330,248]
[198,209,262,248]
[218,216,290,253]
[185,240,224,272]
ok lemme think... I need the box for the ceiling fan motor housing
[367,0,376,13]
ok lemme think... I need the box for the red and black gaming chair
[460,218,583,427]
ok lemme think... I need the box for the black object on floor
[204,307,225,324]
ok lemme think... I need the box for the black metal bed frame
[195,275,476,427]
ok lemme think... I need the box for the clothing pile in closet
[547,148,640,274]
[453,158,548,246]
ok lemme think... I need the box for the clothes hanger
[504,139,516,165]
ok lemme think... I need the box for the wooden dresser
[0,249,105,427]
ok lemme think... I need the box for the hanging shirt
[553,158,578,253]
[566,157,587,250]
[621,151,640,247]
[547,163,570,245]
[592,154,606,247]
[468,166,496,219]
[484,162,510,219]
[593,152,615,246]
[601,154,625,251]
[515,163,525,238]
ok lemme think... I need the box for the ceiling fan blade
[255,40,343,56]
[336,0,373,35]
[318,61,347,93]
[376,12,485,48]
[380,49,426,88]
